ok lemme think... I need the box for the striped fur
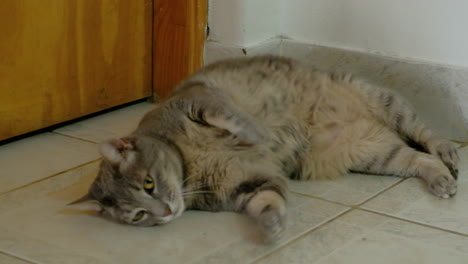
[73,56,459,243]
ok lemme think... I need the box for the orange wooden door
[0,0,153,141]
[153,0,207,99]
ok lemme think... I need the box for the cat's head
[70,136,185,226]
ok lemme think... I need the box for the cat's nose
[163,205,172,217]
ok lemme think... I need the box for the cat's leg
[350,134,457,198]
[355,82,459,177]
[172,82,268,146]
[231,176,287,243]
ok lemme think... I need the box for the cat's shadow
[58,208,99,216]
[234,214,268,245]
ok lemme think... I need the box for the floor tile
[362,147,468,235]
[54,102,155,143]
[288,173,400,206]
[192,198,349,264]
[0,133,99,194]
[0,253,31,264]
[0,162,349,264]
[257,210,468,264]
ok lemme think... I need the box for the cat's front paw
[426,139,459,179]
[258,207,286,244]
[427,174,457,199]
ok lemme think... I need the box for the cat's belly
[180,125,321,213]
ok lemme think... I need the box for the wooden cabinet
[0,0,153,140]
[153,0,207,99]
[0,0,207,141]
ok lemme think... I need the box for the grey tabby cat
[71,55,459,243]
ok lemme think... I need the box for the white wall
[209,0,468,67]
[207,0,468,139]
[208,0,279,47]
[280,0,468,67]
[208,0,245,46]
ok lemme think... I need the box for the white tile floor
[1,101,467,264]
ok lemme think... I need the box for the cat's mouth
[168,199,184,221]
[153,200,184,225]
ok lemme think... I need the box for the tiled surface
[0,161,348,264]
[191,198,347,264]
[289,173,400,206]
[0,253,32,264]
[1,102,467,264]
[363,147,468,235]
[256,210,468,264]
[0,132,99,194]
[54,102,155,143]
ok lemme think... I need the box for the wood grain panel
[153,0,208,99]
[0,0,153,140]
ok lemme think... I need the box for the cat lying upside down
[71,55,459,243]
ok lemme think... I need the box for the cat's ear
[68,193,102,211]
[99,138,135,165]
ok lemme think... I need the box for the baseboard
[204,38,281,65]
[204,39,468,141]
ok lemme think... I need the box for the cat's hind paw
[427,139,459,179]
[427,174,457,199]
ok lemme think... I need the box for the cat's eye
[143,176,155,194]
[132,210,145,222]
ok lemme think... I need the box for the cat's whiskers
[182,183,208,192]
[182,187,213,194]
[183,182,222,193]
[182,191,216,197]
[182,174,200,185]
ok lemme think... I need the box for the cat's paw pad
[258,208,286,244]
[427,140,459,179]
[428,174,457,199]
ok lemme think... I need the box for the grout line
[357,208,468,238]
[0,251,38,264]
[0,158,101,197]
[290,176,468,237]
[451,140,468,145]
[355,178,407,207]
[51,131,99,144]
[252,197,468,264]
[290,177,407,209]
[289,191,349,208]
[452,140,467,150]
[251,208,355,264]
[354,178,468,237]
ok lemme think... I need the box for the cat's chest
[179,126,306,180]
[181,145,269,175]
